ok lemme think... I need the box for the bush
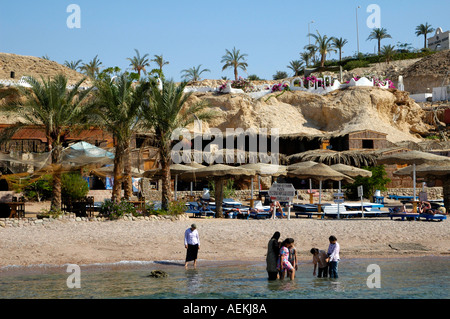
[343,60,371,71]
[344,165,391,200]
[100,199,137,220]
[61,173,89,201]
[23,175,53,202]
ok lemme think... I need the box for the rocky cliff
[186,86,432,143]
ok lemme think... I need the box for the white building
[428,27,450,51]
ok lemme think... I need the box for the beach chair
[186,202,215,218]
[388,194,414,201]
[249,200,271,219]
[362,207,389,217]
[418,213,447,222]
[293,203,330,219]
[388,207,419,221]
[323,204,359,219]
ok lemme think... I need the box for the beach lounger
[187,202,215,218]
[361,207,389,217]
[388,194,414,201]
[293,203,331,219]
[388,208,419,221]
[249,200,272,219]
[323,204,360,219]
[418,213,447,222]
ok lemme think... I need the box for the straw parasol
[183,164,256,217]
[377,150,450,202]
[288,163,354,213]
[288,149,378,167]
[330,163,372,192]
[144,163,197,200]
[239,163,287,206]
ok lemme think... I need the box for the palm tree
[64,59,83,71]
[380,44,396,64]
[299,51,312,68]
[91,73,149,202]
[287,60,303,76]
[1,75,92,211]
[415,23,435,49]
[367,28,392,55]
[273,71,288,80]
[307,31,337,67]
[332,37,348,63]
[80,55,102,79]
[152,54,169,72]
[221,47,248,81]
[127,49,150,79]
[181,65,210,82]
[141,80,215,210]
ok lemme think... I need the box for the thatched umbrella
[183,164,256,217]
[240,163,287,206]
[288,149,377,167]
[395,162,450,213]
[288,163,354,216]
[376,150,450,204]
[144,163,197,200]
[330,163,372,192]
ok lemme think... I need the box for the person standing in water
[266,231,281,280]
[184,224,200,269]
[278,238,296,280]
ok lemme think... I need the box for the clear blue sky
[1,0,448,81]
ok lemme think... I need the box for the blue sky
[0,0,448,81]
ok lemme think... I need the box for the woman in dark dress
[266,231,281,280]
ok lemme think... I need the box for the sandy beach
[1,200,449,268]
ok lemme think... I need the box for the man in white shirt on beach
[184,224,200,269]
[326,235,340,278]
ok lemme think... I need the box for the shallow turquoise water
[0,256,449,299]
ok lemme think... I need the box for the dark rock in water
[147,270,168,278]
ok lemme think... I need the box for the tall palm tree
[307,31,337,67]
[64,60,83,71]
[91,73,149,202]
[152,54,169,72]
[332,37,348,63]
[367,28,392,55]
[80,55,102,79]
[415,23,435,49]
[127,49,150,79]
[221,47,248,81]
[381,44,396,64]
[287,60,303,76]
[141,80,215,210]
[1,75,92,211]
[181,65,210,82]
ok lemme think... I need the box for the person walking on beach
[326,235,340,278]
[310,248,328,278]
[184,224,200,269]
[278,238,296,280]
[266,231,281,280]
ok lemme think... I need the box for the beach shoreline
[1,212,449,269]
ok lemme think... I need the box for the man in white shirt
[326,235,340,278]
[184,224,200,269]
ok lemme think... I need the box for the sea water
[0,256,449,299]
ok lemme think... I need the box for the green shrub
[344,165,391,200]
[100,199,137,220]
[343,60,371,71]
[61,173,89,201]
[23,175,53,202]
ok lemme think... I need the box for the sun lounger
[418,213,447,221]
[323,204,360,219]
[249,200,272,219]
[361,207,389,217]
[186,202,215,218]
[388,208,419,221]
[293,203,331,218]
[388,194,414,201]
